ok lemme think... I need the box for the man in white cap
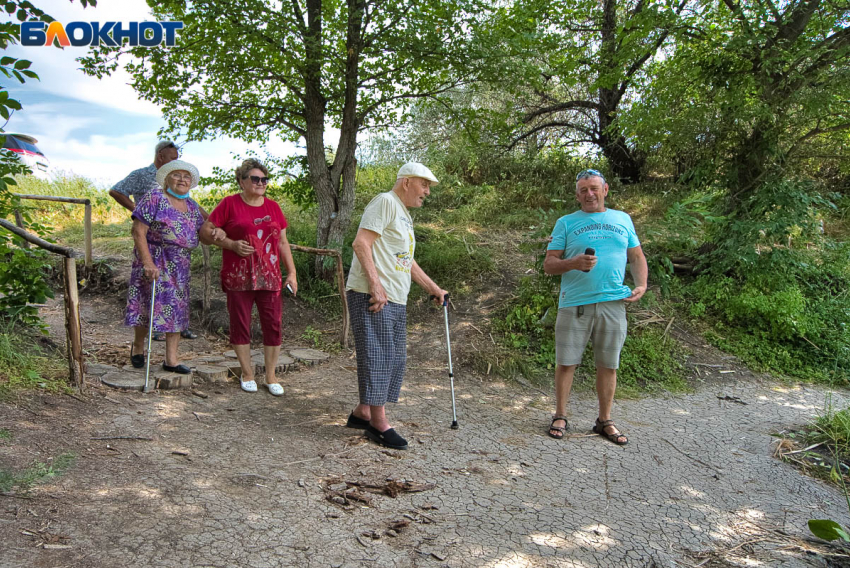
[109,140,207,340]
[345,162,448,450]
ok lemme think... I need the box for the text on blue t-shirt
[547,209,640,308]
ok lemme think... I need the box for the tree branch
[507,121,598,151]
[522,100,599,123]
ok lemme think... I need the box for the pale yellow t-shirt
[346,191,415,305]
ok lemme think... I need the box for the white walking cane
[434,293,459,429]
[143,279,157,393]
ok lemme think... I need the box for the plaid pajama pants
[347,291,407,406]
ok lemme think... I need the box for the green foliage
[0,175,125,325]
[683,179,850,383]
[0,452,75,495]
[0,427,10,441]
[626,0,850,190]
[80,0,491,253]
[199,152,317,210]
[807,398,850,461]
[0,327,68,398]
[412,226,494,297]
[797,395,850,541]
[617,328,687,394]
[808,519,850,542]
[0,244,53,325]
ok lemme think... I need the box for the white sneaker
[240,380,258,393]
[266,383,284,396]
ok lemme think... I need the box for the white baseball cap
[397,162,439,186]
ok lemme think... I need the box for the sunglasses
[576,169,605,182]
[160,143,181,157]
[247,175,269,185]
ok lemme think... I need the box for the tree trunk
[598,86,644,184]
[308,0,364,278]
[597,0,644,184]
[726,122,780,212]
[302,0,357,279]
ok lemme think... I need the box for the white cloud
[45,131,300,188]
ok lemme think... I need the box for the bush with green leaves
[683,179,850,383]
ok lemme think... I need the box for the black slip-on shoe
[130,346,145,369]
[152,332,166,342]
[364,425,408,450]
[346,413,370,429]
[162,363,191,374]
[180,330,198,339]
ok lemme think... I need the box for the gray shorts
[555,300,627,369]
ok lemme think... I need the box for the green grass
[0,329,70,399]
[0,428,10,441]
[51,219,134,257]
[0,452,75,495]
[777,395,850,490]
[807,396,850,459]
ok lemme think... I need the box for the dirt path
[2,326,850,567]
[2,239,849,567]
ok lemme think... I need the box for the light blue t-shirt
[548,209,640,308]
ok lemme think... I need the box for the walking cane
[434,293,459,429]
[143,279,157,393]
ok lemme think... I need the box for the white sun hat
[397,162,439,186]
[156,159,200,190]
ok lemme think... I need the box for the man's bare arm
[109,190,135,213]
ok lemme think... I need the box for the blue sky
[3,0,298,187]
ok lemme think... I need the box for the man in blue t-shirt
[543,169,648,445]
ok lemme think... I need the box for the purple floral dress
[125,188,204,332]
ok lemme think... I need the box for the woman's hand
[284,274,298,296]
[143,263,160,282]
[210,227,227,242]
[230,239,255,257]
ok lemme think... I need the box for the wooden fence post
[334,253,350,347]
[289,244,351,347]
[63,258,85,391]
[202,244,211,321]
[84,201,92,269]
[13,210,29,248]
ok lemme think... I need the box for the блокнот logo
[21,21,183,47]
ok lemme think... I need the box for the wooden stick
[63,258,85,392]
[12,193,91,205]
[782,442,823,456]
[202,244,211,320]
[91,436,153,441]
[0,219,76,257]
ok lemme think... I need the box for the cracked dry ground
[3,317,850,567]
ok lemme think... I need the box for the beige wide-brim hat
[156,159,200,190]
[397,162,439,186]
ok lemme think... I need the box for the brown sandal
[593,418,628,445]
[548,415,568,439]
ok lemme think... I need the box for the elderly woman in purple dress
[126,159,211,374]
